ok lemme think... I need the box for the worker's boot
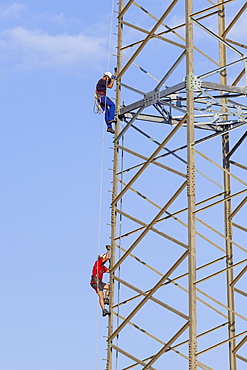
[102,309,110,317]
[104,297,109,305]
[107,127,115,134]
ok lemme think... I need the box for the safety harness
[93,88,106,114]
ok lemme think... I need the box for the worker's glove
[106,245,111,250]
[114,67,117,73]
[111,75,116,80]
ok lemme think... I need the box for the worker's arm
[108,69,117,89]
[105,247,111,260]
[106,250,111,273]
[106,250,111,261]
[108,79,114,89]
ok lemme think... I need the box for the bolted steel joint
[185,73,201,91]
[144,90,160,107]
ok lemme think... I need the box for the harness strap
[95,89,106,96]
[90,275,103,284]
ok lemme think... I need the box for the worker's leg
[99,95,106,112]
[104,284,110,298]
[105,107,111,127]
[106,97,115,123]
[98,291,105,310]
[104,97,115,125]
[91,282,110,315]
[103,284,110,305]
[100,96,111,128]
[99,288,110,316]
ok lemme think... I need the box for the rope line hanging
[95,0,115,369]
[105,1,116,368]
[93,0,115,117]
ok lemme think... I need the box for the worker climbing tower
[106,1,247,369]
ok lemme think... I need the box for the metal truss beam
[105,1,247,370]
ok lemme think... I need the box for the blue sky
[0,1,115,369]
[0,1,246,370]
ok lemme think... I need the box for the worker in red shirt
[90,246,111,317]
[95,70,117,134]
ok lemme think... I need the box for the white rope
[104,0,115,110]
[95,1,115,370]
[107,0,114,73]
[94,0,114,116]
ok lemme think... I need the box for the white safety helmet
[98,253,107,260]
[104,71,112,78]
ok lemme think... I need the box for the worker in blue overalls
[95,70,116,134]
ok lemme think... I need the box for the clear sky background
[0,1,115,369]
[0,1,246,370]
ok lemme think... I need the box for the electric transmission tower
[106,1,247,369]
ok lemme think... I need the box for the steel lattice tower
[106,1,247,369]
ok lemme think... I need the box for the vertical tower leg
[218,2,236,368]
[107,1,123,369]
[222,133,236,370]
[186,0,197,369]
